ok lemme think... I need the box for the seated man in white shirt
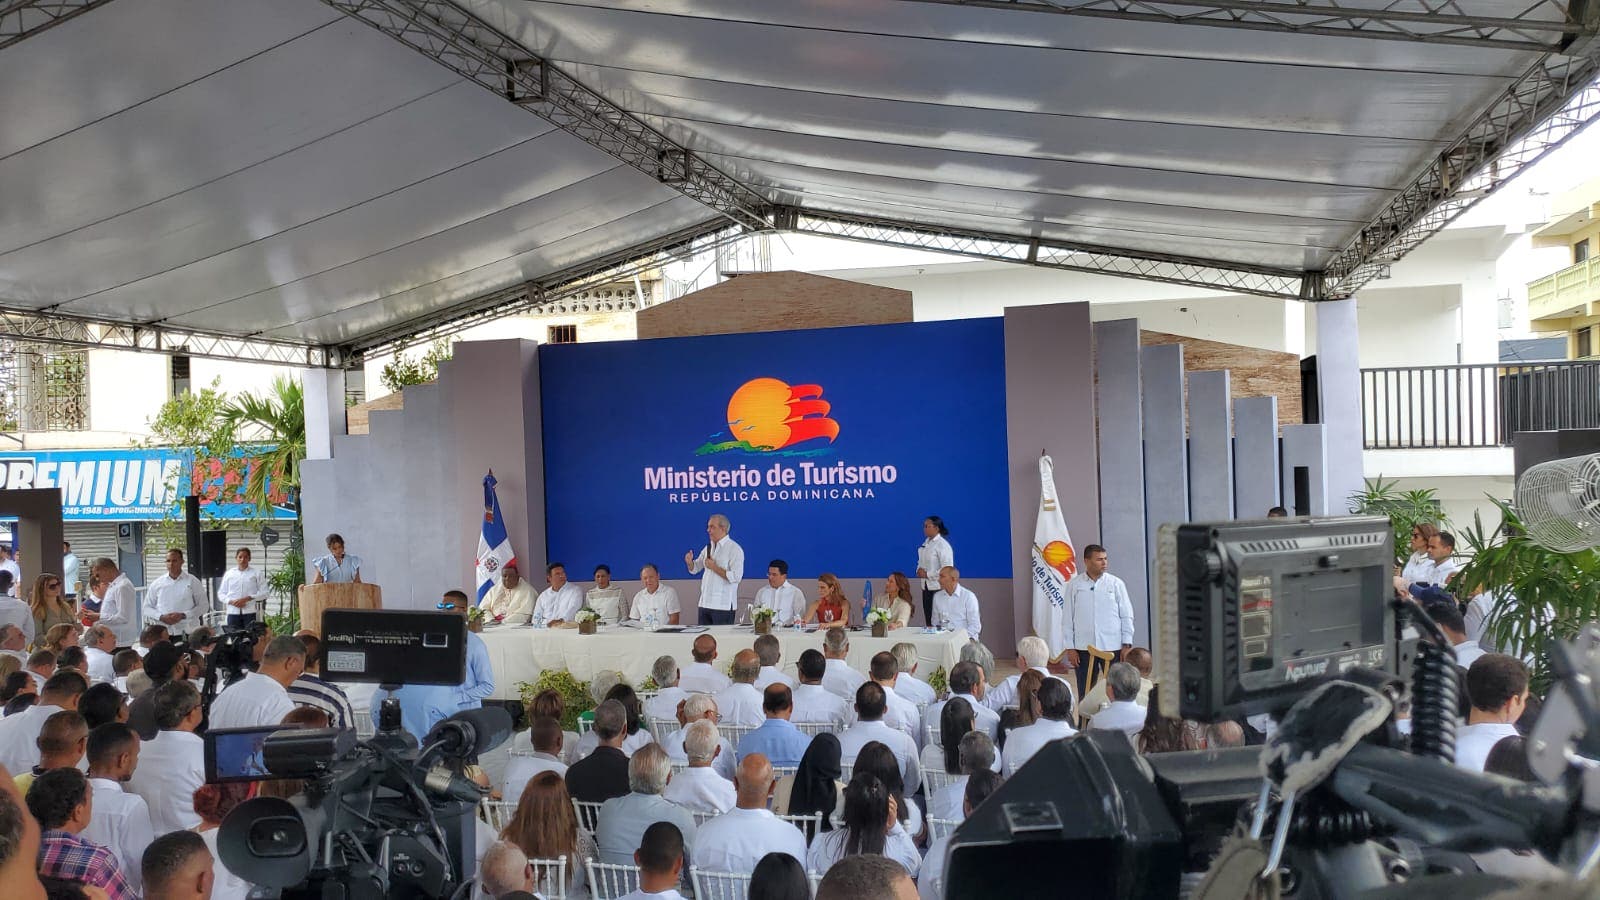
[889,642,935,707]
[920,770,1001,900]
[924,661,1000,745]
[596,743,698,868]
[679,635,731,694]
[1423,599,1486,669]
[0,623,28,668]
[136,623,169,658]
[1003,678,1078,778]
[587,564,626,624]
[837,682,922,796]
[1087,663,1146,739]
[1395,531,1462,597]
[754,559,806,625]
[532,562,586,627]
[714,650,766,728]
[502,716,568,805]
[82,626,118,685]
[630,564,681,627]
[1455,654,1529,773]
[1078,647,1153,721]
[662,693,737,781]
[928,730,998,821]
[622,821,690,900]
[987,636,1075,713]
[791,649,851,730]
[932,566,983,641]
[128,680,206,833]
[0,670,87,773]
[867,651,921,740]
[752,634,795,690]
[479,840,539,899]
[695,752,808,874]
[81,721,154,891]
[661,720,736,814]
[207,635,305,730]
[645,655,689,726]
[821,628,867,700]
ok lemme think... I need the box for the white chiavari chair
[586,860,641,900]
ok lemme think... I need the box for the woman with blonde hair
[873,572,915,630]
[40,622,79,656]
[501,770,595,896]
[28,573,76,645]
[999,669,1046,748]
[804,573,852,628]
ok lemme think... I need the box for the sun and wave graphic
[696,377,840,457]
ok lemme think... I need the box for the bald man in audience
[694,752,808,873]
[13,710,87,793]
[680,635,731,694]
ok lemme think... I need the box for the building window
[170,353,191,397]
[1578,327,1593,359]
[1578,239,1592,264]
[0,342,88,432]
[547,324,578,344]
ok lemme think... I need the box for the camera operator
[208,636,304,731]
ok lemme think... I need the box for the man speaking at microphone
[685,514,744,626]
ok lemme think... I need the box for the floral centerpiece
[575,606,602,635]
[865,606,892,637]
[751,603,777,634]
[466,606,487,633]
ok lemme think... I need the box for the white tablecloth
[478,624,970,700]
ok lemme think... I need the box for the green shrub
[928,666,948,697]
[517,670,593,732]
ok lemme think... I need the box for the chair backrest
[648,716,680,738]
[529,857,569,900]
[478,798,517,833]
[585,860,642,900]
[691,866,752,900]
[669,762,690,781]
[927,816,960,841]
[576,716,596,735]
[718,723,755,744]
[924,767,962,797]
[691,809,719,827]
[839,763,853,784]
[1083,645,1116,700]
[637,689,659,704]
[571,798,605,834]
[793,720,836,737]
[777,811,822,844]
[771,765,798,782]
[928,723,943,747]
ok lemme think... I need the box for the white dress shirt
[217,566,268,616]
[646,686,690,723]
[694,806,808,873]
[0,559,19,595]
[208,671,296,730]
[129,729,206,832]
[630,586,682,624]
[1079,676,1152,719]
[573,727,655,761]
[983,666,1068,712]
[0,702,68,772]
[84,647,117,685]
[893,673,936,706]
[918,535,954,593]
[618,890,688,900]
[689,536,744,612]
[1455,721,1520,773]
[61,553,81,596]
[200,827,253,900]
[925,693,1001,744]
[98,574,141,647]
[662,729,737,781]
[1003,718,1078,777]
[838,719,922,795]
[1089,701,1146,739]
[808,822,921,878]
[0,597,33,648]
[479,581,535,623]
[532,583,585,623]
[880,684,922,739]
[920,832,953,900]
[502,752,567,805]
[1453,639,1487,669]
[1422,556,1461,586]
[755,666,796,690]
[932,584,982,641]
[791,683,851,729]
[714,682,766,728]
[754,582,806,624]
[679,661,731,694]
[662,765,737,813]
[144,571,208,636]
[822,658,868,701]
[81,777,155,891]
[1399,551,1432,585]
[1066,572,1135,651]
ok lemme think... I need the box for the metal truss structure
[0,0,118,51]
[0,307,348,367]
[896,0,1592,52]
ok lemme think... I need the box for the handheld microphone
[421,707,513,759]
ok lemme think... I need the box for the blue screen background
[539,318,1013,580]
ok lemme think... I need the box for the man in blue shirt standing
[438,591,495,710]
[735,684,813,768]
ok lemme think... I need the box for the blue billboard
[0,448,294,521]
[539,318,1012,579]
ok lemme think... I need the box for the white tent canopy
[0,0,1595,364]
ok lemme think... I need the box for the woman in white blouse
[916,516,954,627]
[807,772,921,880]
[1396,522,1439,595]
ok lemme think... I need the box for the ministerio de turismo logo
[641,376,898,503]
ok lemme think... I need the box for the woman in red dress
[804,572,851,628]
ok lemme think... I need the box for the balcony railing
[1528,256,1599,323]
[1362,361,1600,449]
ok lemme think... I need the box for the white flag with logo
[1030,455,1077,657]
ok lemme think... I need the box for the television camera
[214,609,509,899]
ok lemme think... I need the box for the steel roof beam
[0,306,348,367]
[318,0,773,232]
[0,0,119,51]
[893,0,1592,52]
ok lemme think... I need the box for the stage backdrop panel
[539,318,1012,580]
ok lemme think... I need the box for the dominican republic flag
[1030,455,1077,658]
[476,471,515,603]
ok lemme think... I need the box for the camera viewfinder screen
[205,726,279,783]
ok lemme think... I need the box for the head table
[476,622,971,701]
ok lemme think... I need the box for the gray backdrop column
[1004,303,1100,656]
[1234,397,1281,517]
[1316,300,1364,510]
[1093,319,1149,644]
[1281,424,1330,515]
[1141,343,1188,648]
[1187,370,1234,521]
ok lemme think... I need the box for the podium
[298,582,382,633]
